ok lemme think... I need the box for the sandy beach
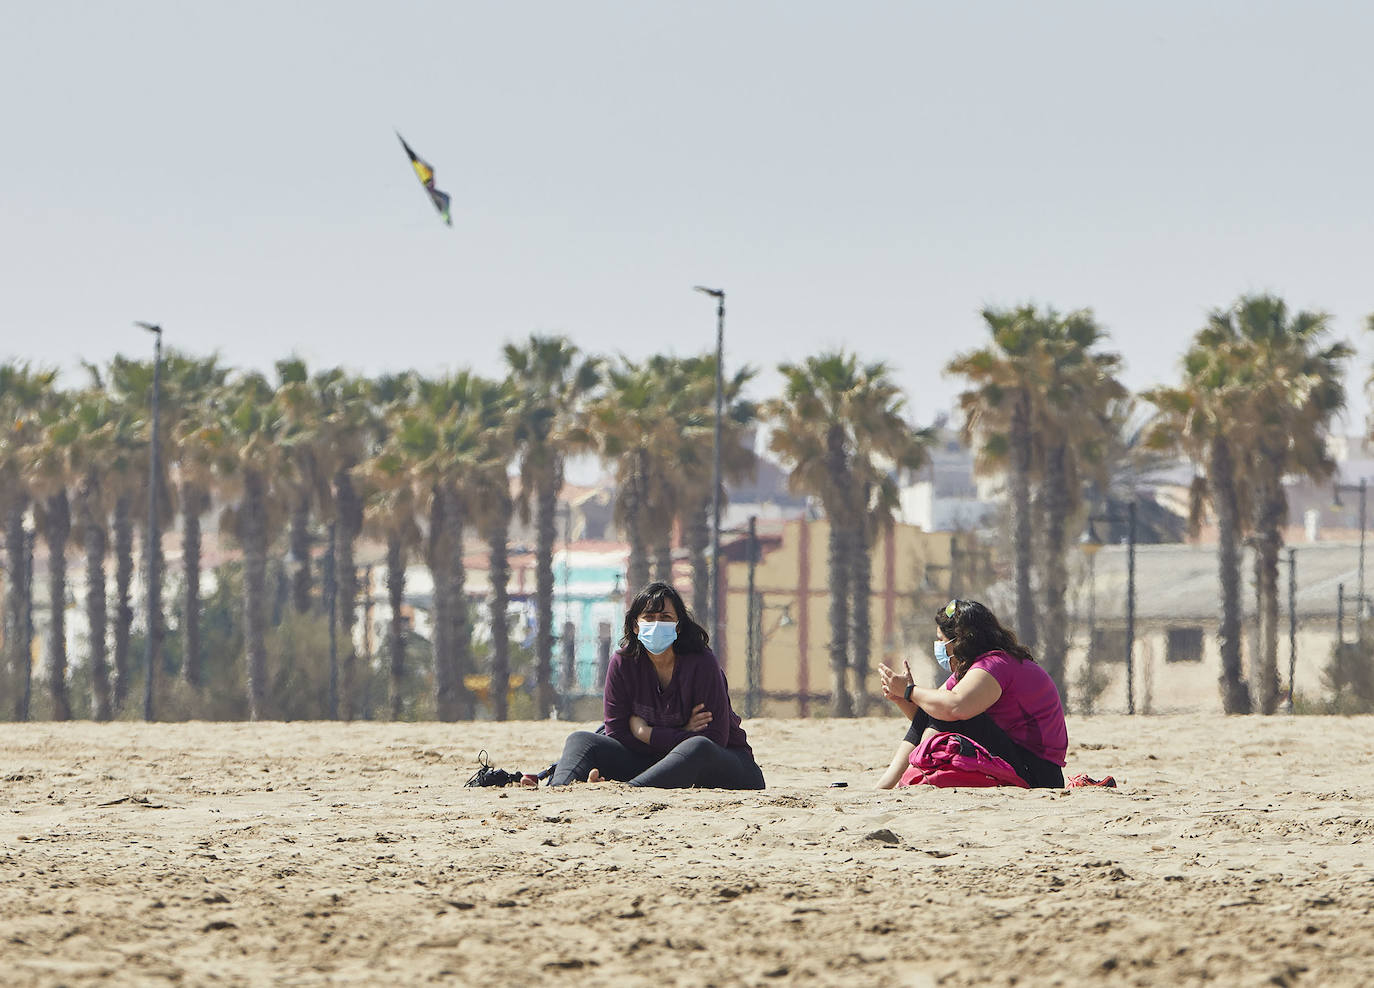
[2,714,1372,986]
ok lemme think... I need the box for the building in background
[716,517,992,717]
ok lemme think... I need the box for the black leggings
[549,730,766,790]
[905,710,1064,788]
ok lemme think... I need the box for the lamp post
[1332,478,1367,641]
[694,285,725,650]
[1083,500,1136,714]
[134,321,163,722]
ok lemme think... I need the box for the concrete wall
[1063,621,1343,715]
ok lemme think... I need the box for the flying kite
[396,132,452,226]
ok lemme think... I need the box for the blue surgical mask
[638,620,679,655]
[934,639,951,674]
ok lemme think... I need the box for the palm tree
[467,377,519,720]
[947,306,1058,653]
[318,372,376,720]
[1031,311,1124,693]
[162,352,230,689]
[26,390,76,720]
[665,356,758,619]
[359,414,422,721]
[767,352,925,717]
[65,392,126,720]
[275,358,331,615]
[1145,341,1258,713]
[406,374,491,721]
[1200,296,1348,713]
[107,441,142,709]
[505,336,600,718]
[1,363,56,720]
[589,357,683,596]
[849,417,931,714]
[357,373,414,720]
[209,373,294,720]
[100,355,176,709]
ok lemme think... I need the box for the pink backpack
[899,731,1030,789]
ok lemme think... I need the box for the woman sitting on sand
[549,581,765,790]
[875,599,1067,789]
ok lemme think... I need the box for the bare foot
[587,769,602,783]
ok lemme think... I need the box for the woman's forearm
[910,685,962,720]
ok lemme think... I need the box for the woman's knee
[671,735,717,760]
[558,730,607,760]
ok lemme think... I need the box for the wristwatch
[903,683,915,702]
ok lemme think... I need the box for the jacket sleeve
[601,652,644,750]
[647,656,732,751]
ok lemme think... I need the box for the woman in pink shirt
[875,599,1067,789]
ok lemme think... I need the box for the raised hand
[878,661,914,703]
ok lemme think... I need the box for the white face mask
[637,620,679,655]
[934,639,951,673]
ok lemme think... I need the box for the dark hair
[619,581,710,660]
[934,599,1036,680]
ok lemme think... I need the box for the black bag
[464,750,522,788]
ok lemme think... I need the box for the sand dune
[2,715,1373,986]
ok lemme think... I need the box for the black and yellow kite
[397,132,452,226]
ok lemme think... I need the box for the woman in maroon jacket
[549,582,765,789]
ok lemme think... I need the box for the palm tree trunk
[624,449,650,592]
[534,460,560,718]
[181,484,204,689]
[1010,392,1038,650]
[290,492,312,614]
[448,496,475,720]
[428,487,457,722]
[387,532,406,721]
[1212,438,1252,714]
[44,491,72,721]
[1254,468,1284,714]
[112,494,134,709]
[850,506,873,717]
[79,475,112,721]
[143,501,165,712]
[826,425,853,717]
[827,511,853,718]
[652,522,673,583]
[241,470,269,721]
[335,470,362,721]
[487,502,512,721]
[5,499,31,721]
[1040,442,1070,695]
[685,498,710,618]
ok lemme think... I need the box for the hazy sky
[5,2,1374,436]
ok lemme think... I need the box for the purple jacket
[602,648,752,756]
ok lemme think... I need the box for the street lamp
[1083,500,1137,714]
[694,285,725,651]
[134,321,163,722]
[1332,478,1367,640]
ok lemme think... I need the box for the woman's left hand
[878,660,914,703]
[628,714,652,743]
